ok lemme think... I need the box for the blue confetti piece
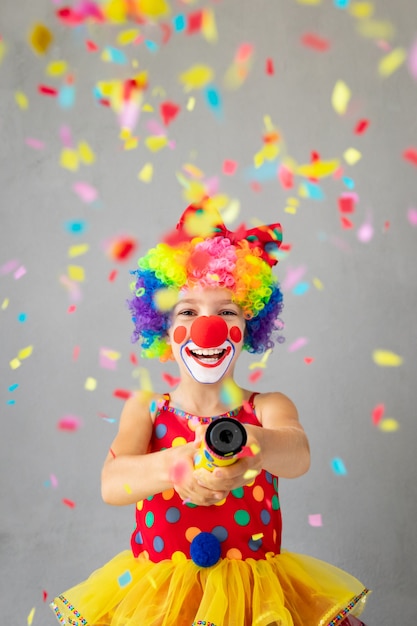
[104,46,128,65]
[58,85,75,109]
[301,181,325,200]
[7,399,16,405]
[205,85,222,115]
[17,313,27,323]
[173,14,186,32]
[334,0,350,7]
[331,457,347,475]
[342,176,355,189]
[118,570,132,587]
[9,384,19,392]
[292,282,310,296]
[145,40,159,53]
[65,220,87,235]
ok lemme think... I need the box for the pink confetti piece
[57,415,82,431]
[25,137,45,150]
[308,513,323,527]
[287,337,308,353]
[169,459,189,485]
[59,125,73,147]
[301,33,330,52]
[304,357,314,365]
[407,207,417,226]
[282,266,307,291]
[162,372,181,387]
[407,38,417,81]
[14,266,27,279]
[357,218,374,243]
[50,473,58,488]
[249,370,263,383]
[222,159,237,175]
[73,345,80,361]
[68,304,76,313]
[73,181,98,203]
[1,259,20,275]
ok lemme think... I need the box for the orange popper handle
[194,418,247,472]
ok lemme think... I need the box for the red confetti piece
[56,8,84,25]
[113,389,132,400]
[38,84,58,97]
[62,498,75,508]
[130,352,138,365]
[187,10,203,34]
[250,181,262,192]
[86,39,98,52]
[160,22,172,45]
[169,459,189,485]
[354,119,370,135]
[403,148,417,167]
[340,216,354,229]
[304,357,314,364]
[278,164,294,189]
[280,243,292,253]
[249,370,263,383]
[162,372,181,387]
[338,195,356,214]
[108,269,118,282]
[42,590,48,602]
[73,345,80,361]
[160,101,180,126]
[68,304,76,313]
[109,237,137,262]
[266,58,274,75]
[301,33,330,52]
[222,160,238,175]
[372,403,385,426]
[383,220,390,231]
[98,99,111,107]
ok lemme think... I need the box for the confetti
[162,372,181,387]
[378,47,406,78]
[331,80,351,115]
[331,457,347,475]
[18,345,33,360]
[343,148,362,165]
[300,33,330,51]
[73,182,98,203]
[62,498,76,508]
[372,350,403,367]
[287,337,308,352]
[407,208,417,226]
[153,287,178,312]
[308,514,323,527]
[354,119,370,134]
[179,64,214,91]
[68,244,89,258]
[138,163,154,182]
[118,570,133,587]
[113,389,133,400]
[160,100,180,125]
[403,148,417,167]
[67,265,85,282]
[57,415,82,431]
[372,403,385,426]
[85,377,97,391]
[408,38,417,81]
[266,58,274,75]
[15,91,29,110]
[379,418,400,432]
[27,607,36,625]
[222,160,237,175]
[29,23,53,54]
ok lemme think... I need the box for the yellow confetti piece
[331,80,351,115]
[243,469,260,481]
[117,28,140,46]
[285,206,297,215]
[133,367,153,392]
[29,23,53,54]
[18,345,33,360]
[297,159,340,179]
[10,358,21,370]
[102,349,121,361]
[85,377,97,391]
[123,483,132,493]
[313,277,324,290]
[2,298,9,310]
[142,104,154,112]
[27,607,36,626]
[343,148,362,165]
[183,163,205,179]
[124,137,139,150]
[179,64,214,91]
[183,181,207,204]
[287,197,299,207]
[46,60,68,76]
[0,39,6,65]
[153,288,178,312]
[249,443,261,455]
[186,96,196,111]
[68,244,89,258]
[378,47,406,78]
[356,19,395,41]
[219,199,240,225]
[78,141,96,165]
[15,91,29,110]
[296,0,321,3]
[253,151,264,169]
[251,532,264,541]
[201,8,218,43]
[60,148,79,171]
[67,265,85,282]
[349,2,374,19]
[372,350,403,367]
[379,418,400,432]
[145,136,168,152]
[138,163,154,182]
[136,0,170,19]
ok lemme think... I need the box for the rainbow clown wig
[128,203,285,361]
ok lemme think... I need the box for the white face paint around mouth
[180,339,236,383]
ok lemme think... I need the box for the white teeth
[192,348,223,356]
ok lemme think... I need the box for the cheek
[229,325,243,344]
[173,325,187,344]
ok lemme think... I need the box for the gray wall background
[1,1,416,624]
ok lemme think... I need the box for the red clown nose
[190,316,228,348]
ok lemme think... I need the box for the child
[50,202,369,626]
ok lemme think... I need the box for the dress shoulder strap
[247,391,259,408]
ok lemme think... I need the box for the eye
[178,309,196,316]
[219,309,238,316]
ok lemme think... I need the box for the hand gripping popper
[194,418,247,471]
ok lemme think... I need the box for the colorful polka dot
[211,525,228,542]
[265,472,273,484]
[145,511,155,528]
[172,551,187,564]
[134,531,143,544]
[166,507,181,523]
[185,526,201,542]
[155,423,168,439]
[162,488,175,500]
[252,485,264,502]
[260,509,271,525]
[136,500,144,511]
[248,537,262,551]
[234,510,251,526]
[231,487,244,499]
[172,436,187,447]
[153,536,165,552]
[226,548,242,559]
[271,495,280,511]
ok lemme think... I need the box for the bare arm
[101,392,228,506]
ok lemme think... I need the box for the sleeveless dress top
[130,392,283,562]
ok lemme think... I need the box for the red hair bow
[174,204,283,267]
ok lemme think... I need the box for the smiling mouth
[186,346,231,368]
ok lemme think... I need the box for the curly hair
[128,233,284,360]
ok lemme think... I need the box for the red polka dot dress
[131,393,283,563]
[50,394,370,626]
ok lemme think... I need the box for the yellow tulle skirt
[50,550,369,626]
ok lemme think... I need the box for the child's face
[168,287,246,384]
